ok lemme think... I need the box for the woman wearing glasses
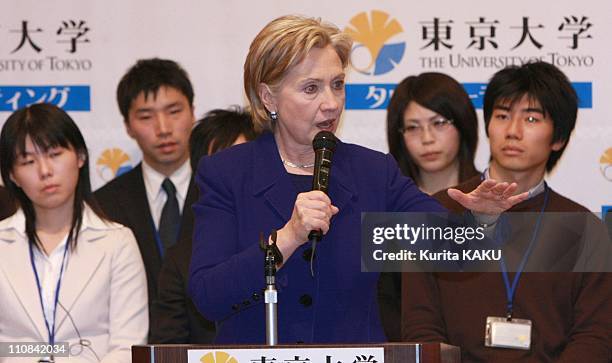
[0,103,147,362]
[387,72,479,195]
[380,72,480,341]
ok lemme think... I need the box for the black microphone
[309,130,337,242]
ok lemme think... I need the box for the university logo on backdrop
[0,19,92,112]
[96,148,133,181]
[344,10,405,110]
[344,12,595,111]
[345,11,405,76]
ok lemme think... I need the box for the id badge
[485,316,532,350]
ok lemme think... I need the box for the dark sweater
[402,175,611,362]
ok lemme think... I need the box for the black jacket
[94,163,198,339]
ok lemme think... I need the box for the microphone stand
[261,233,278,345]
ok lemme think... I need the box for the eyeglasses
[398,118,454,136]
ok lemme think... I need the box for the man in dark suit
[150,107,257,343]
[94,59,196,338]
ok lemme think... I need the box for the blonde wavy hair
[244,15,353,132]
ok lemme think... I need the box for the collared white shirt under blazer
[0,205,148,363]
[142,159,191,230]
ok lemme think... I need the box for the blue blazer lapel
[327,141,356,213]
[252,133,295,222]
[251,133,357,222]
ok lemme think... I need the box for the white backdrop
[1,0,610,213]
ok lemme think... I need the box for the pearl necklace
[282,158,314,169]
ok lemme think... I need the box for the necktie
[159,178,180,250]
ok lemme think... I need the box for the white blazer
[0,206,148,363]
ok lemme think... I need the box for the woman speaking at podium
[0,103,148,362]
[189,15,527,344]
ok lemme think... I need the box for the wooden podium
[132,342,460,363]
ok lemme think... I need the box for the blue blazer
[189,132,443,344]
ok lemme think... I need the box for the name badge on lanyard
[483,184,549,351]
[485,316,532,349]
